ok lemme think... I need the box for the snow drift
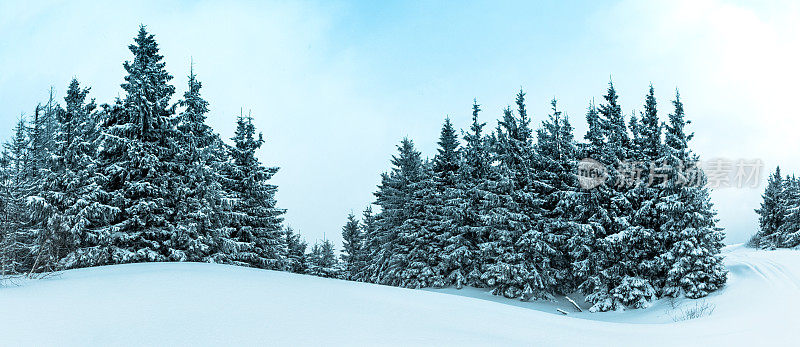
[1,245,797,346]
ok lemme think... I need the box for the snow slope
[1,245,798,346]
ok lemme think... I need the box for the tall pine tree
[656,90,727,298]
[217,113,286,269]
[340,212,364,280]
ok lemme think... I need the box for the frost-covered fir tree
[776,175,800,248]
[172,68,229,262]
[422,117,463,287]
[340,212,364,280]
[656,90,727,298]
[638,84,662,160]
[356,206,379,282]
[611,85,665,309]
[0,119,36,275]
[284,226,308,274]
[367,138,427,286]
[442,100,492,288]
[534,99,586,293]
[37,79,110,269]
[307,239,339,278]
[217,113,286,269]
[26,100,64,273]
[387,143,439,288]
[751,167,785,248]
[577,81,642,311]
[483,90,558,300]
[569,102,610,299]
[93,26,180,264]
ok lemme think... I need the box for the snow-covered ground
[1,245,797,346]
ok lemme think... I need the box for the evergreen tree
[578,81,641,311]
[571,102,614,309]
[751,167,785,248]
[307,239,339,278]
[389,149,438,288]
[776,175,800,248]
[639,84,662,160]
[284,226,308,274]
[340,212,364,280]
[483,90,557,300]
[612,86,665,308]
[367,138,426,286]
[172,67,228,262]
[357,206,379,282]
[122,26,176,141]
[534,99,585,293]
[440,101,489,288]
[38,79,108,269]
[656,90,727,298]
[94,25,180,263]
[217,113,286,269]
[24,91,70,274]
[82,26,182,264]
[0,119,35,275]
[597,80,630,162]
[423,117,462,287]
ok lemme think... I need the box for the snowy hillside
[1,245,797,346]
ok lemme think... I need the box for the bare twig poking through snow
[556,308,569,315]
[671,301,716,321]
[565,296,583,312]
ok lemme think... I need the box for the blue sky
[2,0,799,246]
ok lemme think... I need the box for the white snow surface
[1,244,798,346]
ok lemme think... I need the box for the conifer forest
[2,3,799,344]
[0,26,728,313]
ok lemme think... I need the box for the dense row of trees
[0,26,292,276]
[0,25,729,313]
[337,85,727,311]
[750,167,800,248]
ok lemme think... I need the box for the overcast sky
[2,0,799,246]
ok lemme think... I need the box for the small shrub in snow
[671,301,715,321]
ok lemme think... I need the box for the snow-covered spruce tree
[92,25,180,264]
[356,206,379,282]
[366,138,426,286]
[534,99,587,294]
[284,226,308,274]
[340,212,365,280]
[26,101,64,273]
[40,89,60,155]
[578,81,643,312]
[569,102,610,303]
[171,68,229,262]
[424,117,463,287]
[656,90,727,299]
[217,113,286,269]
[36,79,113,269]
[750,167,785,248]
[611,85,666,308]
[627,86,664,241]
[0,152,15,278]
[776,175,800,248]
[389,148,439,288]
[61,84,112,268]
[0,119,36,275]
[637,84,662,161]
[483,90,558,300]
[307,239,339,278]
[439,101,489,288]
